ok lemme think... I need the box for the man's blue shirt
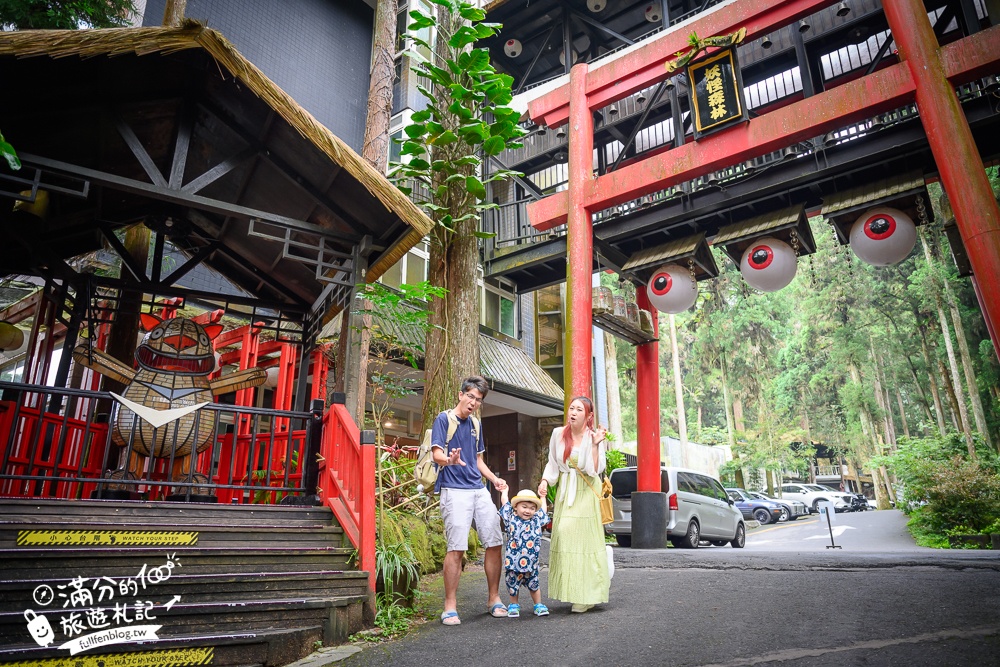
[432,411,483,492]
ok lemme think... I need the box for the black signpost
[685,47,749,139]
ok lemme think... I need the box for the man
[432,376,508,625]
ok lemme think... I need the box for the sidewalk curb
[281,646,363,667]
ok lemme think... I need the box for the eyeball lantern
[849,206,916,266]
[504,39,522,58]
[646,264,698,313]
[587,0,607,12]
[645,4,662,22]
[739,237,798,292]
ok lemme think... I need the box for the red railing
[318,399,376,591]
[0,401,109,499]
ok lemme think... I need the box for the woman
[537,396,609,612]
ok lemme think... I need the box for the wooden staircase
[0,499,370,666]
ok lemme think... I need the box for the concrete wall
[144,0,373,152]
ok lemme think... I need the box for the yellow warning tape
[16,530,199,547]
[0,646,213,667]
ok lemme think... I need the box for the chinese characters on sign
[685,48,748,138]
[21,554,183,656]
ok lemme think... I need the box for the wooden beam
[527,25,1000,230]
[529,0,838,127]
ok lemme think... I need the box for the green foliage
[881,435,1000,538]
[0,0,137,29]
[921,456,1000,534]
[905,506,950,548]
[605,449,626,475]
[359,280,447,370]
[350,594,422,643]
[0,131,20,170]
[389,0,526,231]
[375,539,420,598]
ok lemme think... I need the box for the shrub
[922,456,1000,534]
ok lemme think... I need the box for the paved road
[339,510,1000,667]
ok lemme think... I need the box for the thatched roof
[0,22,432,314]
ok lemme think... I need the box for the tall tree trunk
[848,361,889,509]
[733,397,745,432]
[870,338,894,451]
[801,391,814,484]
[896,389,910,438]
[917,322,949,436]
[338,0,397,426]
[162,0,186,26]
[946,293,994,451]
[938,357,962,432]
[921,231,975,457]
[604,329,623,442]
[362,0,397,171]
[668,314,687,446]
[420,5,480,428]
[720,354,744,488]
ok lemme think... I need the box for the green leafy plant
[375,540,421,602]
[0,0,137,29]
[389,0,526,233]
[247,449,300,504]
[605,449,626,476]
[0,131,19,171]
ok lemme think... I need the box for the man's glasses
[463,392,484,405]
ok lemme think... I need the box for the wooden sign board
[686,48,749,139]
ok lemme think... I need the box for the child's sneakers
[507,603,520,618]
[533,603,549,616]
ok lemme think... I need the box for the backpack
[414,409,481,494]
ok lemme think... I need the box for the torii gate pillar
[565,63,665,545]
[883,0,1000,360]
[565,63,595,406]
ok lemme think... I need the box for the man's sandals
[440,610,461,626]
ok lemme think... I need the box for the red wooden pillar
[635,290,661,493]
[883,0,1000,358]
[565,62,595,406]
[310,346,328,404]
[270,342,297,468]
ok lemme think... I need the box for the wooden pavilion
[0,22,432,665]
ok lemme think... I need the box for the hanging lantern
[0,321,24,351]
[587,0,607,12]
[644,4,661,22]
[849,206,917,266]
[740,237,797,292]
[264,366,280,389]
[645,264,697,313]
[504,39,522,58]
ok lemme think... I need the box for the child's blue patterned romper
[499,501,549,596]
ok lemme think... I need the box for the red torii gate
[524,0,1000,539]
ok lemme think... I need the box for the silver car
[605,466,746,549]
[747,490,810,521]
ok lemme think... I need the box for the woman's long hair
[561,396,595,462]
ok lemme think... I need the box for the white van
[605,466,746,549]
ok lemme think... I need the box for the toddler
[498,487,549,617]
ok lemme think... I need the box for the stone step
[0,625,324,666]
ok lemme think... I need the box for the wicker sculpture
[74,314,267,459]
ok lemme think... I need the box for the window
[482,276,516,337]
[535,284,563,386]
[380,239,428,290]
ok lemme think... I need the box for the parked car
[779,483,854,513]
[606,466,746,549]
[747,491,809,521]
[725,488,783,525]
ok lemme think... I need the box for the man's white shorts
[439,486,503,552]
